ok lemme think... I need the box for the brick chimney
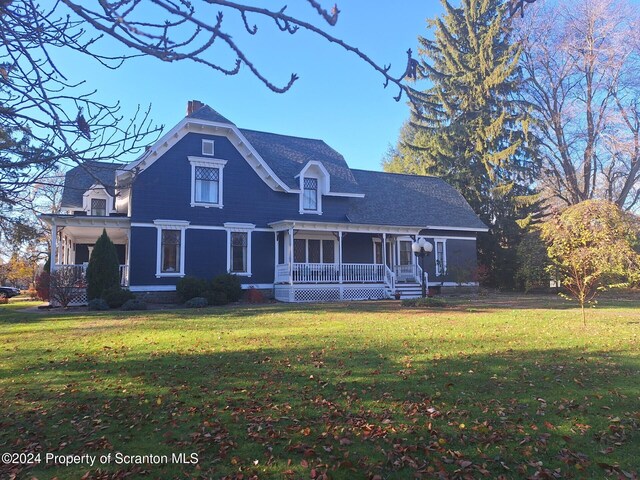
[187,100,204,116]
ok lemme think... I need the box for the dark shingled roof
[60,161,121,209]
[187,105,234,125]
[347,170,487,230]
[239,129,362,194]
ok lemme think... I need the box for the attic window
[202,139,214,156]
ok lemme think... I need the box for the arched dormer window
[298,161,330,215]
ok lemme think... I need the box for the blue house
[42,101,487,303]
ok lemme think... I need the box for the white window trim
[298,161,330,215]
[433,238,447,276]
[189,156,227,208]
[225,222,255,277]
[154,220,189,278]
[202,139,215,156]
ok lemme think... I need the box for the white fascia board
[268,220,422,235]
[427,225,488,233]
[118,117,293,194]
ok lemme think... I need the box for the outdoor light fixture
[412,238,433,298]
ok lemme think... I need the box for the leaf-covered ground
[0,294,639,479]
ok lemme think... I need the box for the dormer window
[202,139,214,156]
[303,178,318,211]
[91,198,107,216]
[298,161,329,215]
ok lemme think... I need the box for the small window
[91,198,107,216]
[195,166,219,204]
[435,240,446,276]
[202,139,214,156]
[230,232,248,273]
[303,178,318,211]
[161,229,181,273]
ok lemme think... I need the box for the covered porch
[40,215,131,305]
[270,220,428,302]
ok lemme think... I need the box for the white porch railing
[342,264,385,283]
[384,265,396,292]
[283,263,386,284]
[275,263,289,283]
[53,264,130,287]
[292,263,340,283]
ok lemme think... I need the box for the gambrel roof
[60,161,121,209]
[239,129,362,195]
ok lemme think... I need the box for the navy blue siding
[250,232,275,284]
[184,229,227,280]
[129,227,165,285]
[131,133,350,226]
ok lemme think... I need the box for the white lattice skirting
[49,287,88,307]
[274,284,387,303]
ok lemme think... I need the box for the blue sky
[59,1,443,171]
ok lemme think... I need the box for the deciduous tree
[517,0,640,210]
[540,200,640,324]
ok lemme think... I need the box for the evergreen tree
[384,0,540,288]
[86,230,120,300]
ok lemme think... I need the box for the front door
[396,240,414,281]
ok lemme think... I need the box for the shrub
[245,287,265,304]
[401,297,447,308]
[205,290,229,306]
[49,268,80,308]
[176,276,208,302]
[121,299,147,311]
[35,270,50,301]
[86,229,120,300]
[102,286,135,308]
[88,298,110,311]
[210,273,242,302]
[26,284,38,300]
[185,296,208,308]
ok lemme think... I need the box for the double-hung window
[302,178,318,211]
[161,230,181,273]
[154,220,188,278]
[225,223,254,276]
[195,166,219,204]
[189,157,227,208]
[230,232,248,273]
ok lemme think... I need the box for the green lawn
[1,295,639,479]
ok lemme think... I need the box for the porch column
[288,227,294,285]
[382,233,387,270]
[338,231,343,284]
[125,230,131,287]
[273,231,278,278]
[50,220,57,271]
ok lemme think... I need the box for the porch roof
[269,220,422,235]
[40,214,130,244]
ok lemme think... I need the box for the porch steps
[393,282,423,299]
